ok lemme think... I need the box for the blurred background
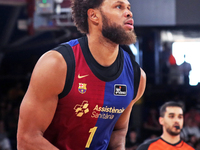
[0,0,200,150]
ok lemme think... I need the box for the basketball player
[17,0,146,149]
[136,101,195,150]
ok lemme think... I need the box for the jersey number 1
[85,126,97,148]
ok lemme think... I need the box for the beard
[101,11,137,45]
[166,127,181,136]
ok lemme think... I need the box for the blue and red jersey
[44,36,140,150]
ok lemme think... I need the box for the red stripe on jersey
[44,43,106,149]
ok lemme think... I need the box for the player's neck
[161,133,181,144]
[86,34,119,67]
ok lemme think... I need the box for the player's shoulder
[182,141,195,150]
[39,50,66,67]
[136,137,160,150]
[45,37,81,66]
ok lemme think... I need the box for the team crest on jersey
[78,83,87,94]
[114,84,127,96]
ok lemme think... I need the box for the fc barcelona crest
[78,83,87,94]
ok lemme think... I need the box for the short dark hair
[159,101,184,117]
[71,0,104,34]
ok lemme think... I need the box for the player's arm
[107,68,146,150]
[17,50,67,150]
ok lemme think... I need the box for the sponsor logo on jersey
[91,105,125,119]
[114,84,127,96]
[74,101,125,119]
[74,101,89,117]
[78,74,89,79]
[78,83,87,94]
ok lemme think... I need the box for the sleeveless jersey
[137,137,195,150]
[44,36,141,150]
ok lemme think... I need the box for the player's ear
[159,117,163,126]
[87,8,99,24]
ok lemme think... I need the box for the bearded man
[137,101,195,150]
[17,0,146,149]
